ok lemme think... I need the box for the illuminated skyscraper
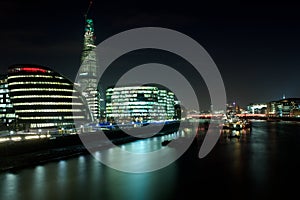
[77,1,100,121]
[80,18,97,65]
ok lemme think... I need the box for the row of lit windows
[13,102,83,106]
[0,99,11,103]
[109,98,158,103]
[19,116,62,120]
[116,101,156,105]
[110,94,136,98]
[0,104,13,108]
[107,113,169,117]
[111,89,154,95]
[106,105,154,109]
[85,97,99,101]
[0,89,9,94]
[107,87,157,92]
[30,122,74,128]
[8,81,70,86]
[108,94,170,100]
[108,113,153,117]
[19,116,83,120]
[107,91,156,96]
[63,116,85,119]
[106,90,159,95]
[110,94,157,99]
[10,88,75,93]
[113,106,154,110]
[0,113,15,118]
[107,102,173,106]
[106,104,173,109]
[106,108,168,113]
[109,93,153,98]
[110,109,149,113]
[107,109,168,114]
[106,102,158,106]
[0,94,9,98]
[8,75,54,79]
[107,111,174,120]
[11,95,78,99]
[15,109,82,113]
[107,105,167,110]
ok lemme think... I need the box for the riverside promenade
[0,121,182,172]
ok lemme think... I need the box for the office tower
[106,85,175,123]
[77,2,100,121]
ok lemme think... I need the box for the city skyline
[1,0,300,110]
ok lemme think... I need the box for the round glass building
[7,64,89,130]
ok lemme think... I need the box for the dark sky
[1,0,300,110]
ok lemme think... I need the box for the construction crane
[84,0,93,20]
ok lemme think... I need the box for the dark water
[1,121,300,200]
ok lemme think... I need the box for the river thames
[1,120,300,200]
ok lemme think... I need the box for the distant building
[226,102,241,115]
[7,64,90,130]
[0,75,15,128]
[291,109,300,118]
[106,86,175,123]
[267,101,277,117]
[174,100,183,120]
[267,98,300,117]
[247,103,267,114]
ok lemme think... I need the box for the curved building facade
[7,64,89,130]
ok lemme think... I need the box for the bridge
[187,113,267,119]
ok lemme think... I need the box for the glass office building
[0,75,15,128]
[106,86,175,123]
[7,64,89,130]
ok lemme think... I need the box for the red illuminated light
[21,67,47,73]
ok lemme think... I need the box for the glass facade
[7,64,89,130]
[106,86,175,123]
[0,75,15,128]
[98,85,106,120]
[77,18,100,121]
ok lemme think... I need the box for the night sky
[1,0,300,110]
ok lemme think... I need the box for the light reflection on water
[118,131,182,153]
[0,121,300,200]
[91,131,185,173]
[0,173,19,200]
